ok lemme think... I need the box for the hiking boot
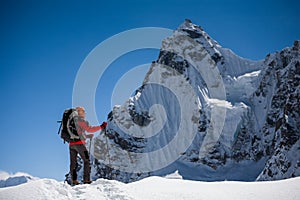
[72,180,80,185]
[83,180,92,184]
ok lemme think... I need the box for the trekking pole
[104,127,111,172]
[89,137,93,164]
[89,138,92,154]
[104,128,112,195]
[57,121,62,135]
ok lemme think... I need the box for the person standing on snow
[70,106,107,185]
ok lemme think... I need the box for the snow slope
[0,173,299,200]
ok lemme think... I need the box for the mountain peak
[293,40,300,51]
[177,19,208,41]
[178,19,203,33]
[90,20,300,183]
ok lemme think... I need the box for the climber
[69,106,107,185]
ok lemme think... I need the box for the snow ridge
[0,172,299,200]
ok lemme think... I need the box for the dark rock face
[255,41,300,180]
[157,50,189,74]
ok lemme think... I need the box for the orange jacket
[69,118,105,146]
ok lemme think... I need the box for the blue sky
[0,0,299,180]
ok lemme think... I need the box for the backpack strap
[67,111,80,140]
[74,117,87,140]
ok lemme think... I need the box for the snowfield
[0,172,299,200]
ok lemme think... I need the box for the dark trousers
[69,144,90,181]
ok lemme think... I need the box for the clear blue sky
[0,0,299,180]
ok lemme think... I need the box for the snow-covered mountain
[89,19,300,183]
[0,172,299,200]
[0,172,37,188]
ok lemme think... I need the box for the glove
[101,122,107,129]
[87,134,94,139]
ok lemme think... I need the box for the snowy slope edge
[0,173,299,200]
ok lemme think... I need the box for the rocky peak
[176,19,223,65]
